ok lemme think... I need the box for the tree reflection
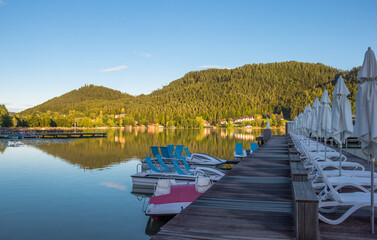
[34,128,282,169]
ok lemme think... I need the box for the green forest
[1,61,361,128]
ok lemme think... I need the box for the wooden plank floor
[152,136,295,240]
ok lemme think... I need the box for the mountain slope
[129,61,359,122]
[22,85,134,115]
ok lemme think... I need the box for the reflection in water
[100,182,127,191]
[32,128,282,170]
[145,216,173,236]
[0,128,282,239]
[132,185,154,197]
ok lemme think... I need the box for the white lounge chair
[312,175,377,190]
[324,169,377,178]
[315,161,377,225]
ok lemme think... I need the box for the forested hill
[22,85,135,115]
[19,61,361,126]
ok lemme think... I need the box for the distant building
[233,115,254,123]
[203,120,211,126]
[220,119,228,124]
[115,113,127,119]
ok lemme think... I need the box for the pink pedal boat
[145,177,212,221]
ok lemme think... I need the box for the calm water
[0,128,282,240]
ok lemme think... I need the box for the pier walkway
[153,136,295,239]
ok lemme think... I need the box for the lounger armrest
[334,183,370,193]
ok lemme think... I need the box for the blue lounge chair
[156,154,173,171]
[234,143,247,159]
[145,156,162,173]
[175,145,184,156]
[160,146,173,158]
[180,158,192,171]
[151,146,161,158]
[250,143,259,152]
[174,146,185,158]
[172,159,188,175]
[167,145,175,157]
[172,149,192,170]
[184,147,192,158]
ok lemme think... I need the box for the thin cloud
[100,65,128,72]
[198,65,230,69]
[4,103,33,113]
[133,51,152,58]
[100,182,127,191]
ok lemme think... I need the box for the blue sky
[0,0,376,112]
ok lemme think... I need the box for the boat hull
[145,182,204,217]
[132,172,221,188]
[189,153,226,166]
[146,202,191,216]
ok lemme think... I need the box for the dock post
[293,182,319,240]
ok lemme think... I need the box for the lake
[0,128,282,240]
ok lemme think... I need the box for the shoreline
[2,126,285,131]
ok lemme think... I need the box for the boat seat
[196,177,212,193]
[155,179,174,196]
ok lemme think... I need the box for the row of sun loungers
[291,134,377,225]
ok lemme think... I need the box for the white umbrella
[266,119,270,129]
[319,89,332,160]
[302,108,307,136]
[298,112,304,136]
[316,102,323,140]
[331,75,354,176]
[354,47,377,233]
[297,113,301,135]
[305,103,312,135]
[311,98,320,150]
[301,109,306,137]
[305,103,312,146]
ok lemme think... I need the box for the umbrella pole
[307,132,309,146]
[324,136,327,161]
[316,136,319,152]
[309,133,311,147]
[339,143,342,176]
[371,155,375,234]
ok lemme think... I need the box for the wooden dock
[153,136,295,239]
[38,132,107,138]
[152,135,377,239]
